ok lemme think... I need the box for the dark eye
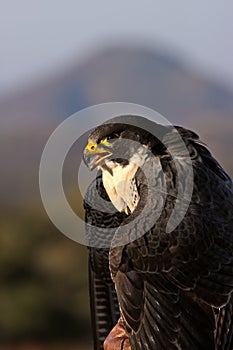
[100,133,119,144]
[107,133,119,141]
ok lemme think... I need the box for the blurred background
[0,1,233,349]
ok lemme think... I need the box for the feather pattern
[84,116,233,349]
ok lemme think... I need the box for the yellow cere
[86,142,97,151]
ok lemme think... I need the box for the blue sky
[0,0,233,96]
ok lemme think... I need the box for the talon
[104,318,131,350]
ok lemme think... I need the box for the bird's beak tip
[83,146,112,170]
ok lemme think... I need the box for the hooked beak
[83,141,112,170]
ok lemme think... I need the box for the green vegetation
[0,203,91,344]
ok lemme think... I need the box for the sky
[0,0,233,96]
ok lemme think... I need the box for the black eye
[107,133,119,141]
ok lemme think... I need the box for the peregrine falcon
[83,115,233,350]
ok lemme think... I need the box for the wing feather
[84,176,125,349]
[88,253,120,350]
[85,122,233,349]
[109,127,233,349]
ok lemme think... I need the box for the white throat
[101,148,148,215]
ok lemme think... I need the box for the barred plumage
[83,115,233,350]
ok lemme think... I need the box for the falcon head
[83,115,167,214]
[83,115,167,170]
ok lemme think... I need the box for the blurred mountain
[1,45,233,207]
[1,46,233,129]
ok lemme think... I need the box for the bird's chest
[102,162,140,215]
